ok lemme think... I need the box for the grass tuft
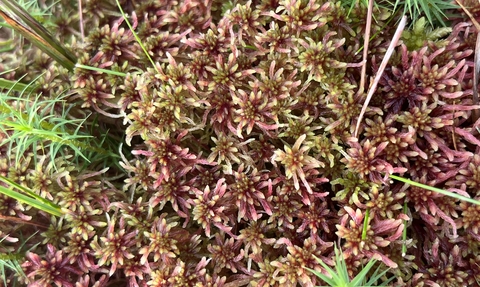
[0,232,39,287]
[305,244,394,287]
[0,78,119,171]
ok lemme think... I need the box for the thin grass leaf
[75,63,127,77]
[0,231,39,286]
[417,0,456,27]
[390,174,480,205]
[350,259,377,286]
[0,0,75,62]
[305,255,338,285]
[1,0,56,26]
[0,0,76,70]
[0,175,60,210]
[396,0,458,27]
[361,208,370,240]
[343,0,366,17]
[364,264,394,286]
[115,0,159,73]
[333,247,350,283]
[0,255,24,287]
[0,262,6,287]
[0,176,62,216]
[0,78,36,93]
[418,1,433,27]
[306,245,394,287]
[305,267,337,286]
[409,0,420,20]
[0,82,118,169]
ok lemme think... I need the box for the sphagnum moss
[1,0,480,286]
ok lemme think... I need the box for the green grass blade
[0,0,76,63]
[364,264,394,286]
[361,208,369,240]
[0,177,62,216]
[0,175,61,211]
[350,258,377,286]
[0,86,118,168]
[305,266,337,286]
[75,64,127,77]
[0,0,76,70]
[0,262,6,287]
[0,231,39,286]
[390,174,480,205]
[0,78,36,93]
[306,255,338,285]
[333,246,350,283]
[115,0,159,73]
[0,255,24,287]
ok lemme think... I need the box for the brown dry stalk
[358,0,374,95]
[0,214,48,229]
[455,0,480,122]
[78,0,85,41]
[354,16,407,137]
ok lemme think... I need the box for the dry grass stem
[354,16,407,137]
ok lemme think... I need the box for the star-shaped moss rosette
[1,0,480,286]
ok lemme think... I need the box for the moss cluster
[1,0,480,286]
